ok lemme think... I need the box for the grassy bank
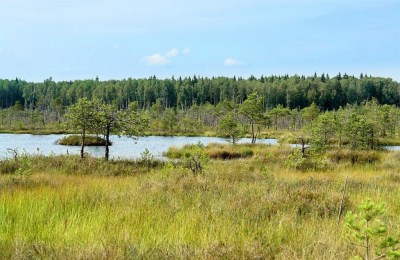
[0,146,399,259]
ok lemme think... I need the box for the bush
[58,135,112,146]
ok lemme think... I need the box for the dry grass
[0,148,399,259]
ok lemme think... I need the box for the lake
[0,134,278,160]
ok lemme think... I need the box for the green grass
[378,137,400,146]
[0,147,399,259]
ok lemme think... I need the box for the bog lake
[0,134,398,160]
[0,134,278,160]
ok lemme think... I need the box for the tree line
[0,74,399,112]
[1,74,400,152]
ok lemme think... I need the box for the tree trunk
[80,127,86,159]
[251,120,256,144]
[105,125,110,161]
[300,138,305,157]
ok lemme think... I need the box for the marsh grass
[0,147,399,259]
[326,148,381,164]
[165,143,287,160]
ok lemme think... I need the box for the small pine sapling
[344,199,400,260]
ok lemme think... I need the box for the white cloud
[143,54,170,65]
[224,58,245,66]
[166,48,179,58]
[143,47,191,66]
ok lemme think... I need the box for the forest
[0,74,399,111]
[1,74,400,152]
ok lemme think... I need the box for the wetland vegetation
[0,74,399,259]
[0,144,399,259]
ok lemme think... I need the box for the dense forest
[0,74,399,111]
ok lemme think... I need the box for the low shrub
[58,135,112,146]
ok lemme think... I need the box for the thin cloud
[143,48,190,66]
[143,54,170,65]
[166,48,179,58]
[224,58,246,66]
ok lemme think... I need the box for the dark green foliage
[239,92,266,143]
[218,112,241,144]
[0,75,398,112]
[65,98,101,159]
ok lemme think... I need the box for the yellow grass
[0,148,399,259]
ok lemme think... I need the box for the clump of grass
[165,143,278,160]
[58,135,111,146]
[326,149,381,164]
[0,159,19,174]
[205,143,253,159]
[164,145,186,159]
[380,151,400,170]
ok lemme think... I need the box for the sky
[0,0,399,82]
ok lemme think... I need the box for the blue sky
[0,0,399,82]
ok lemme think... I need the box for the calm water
[0,134,278,160]
[382,146,400,151]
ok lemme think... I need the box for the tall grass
[0,148,399,259]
